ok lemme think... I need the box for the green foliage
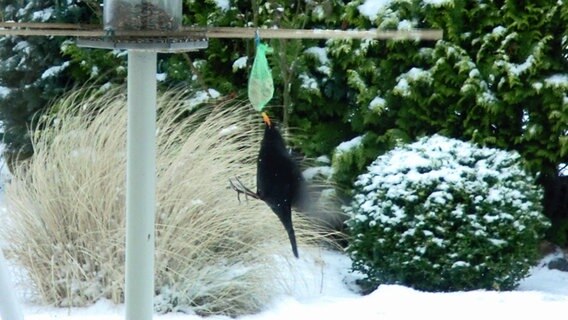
[345,135,550,292]
[61,43,127,85]
[331,135,366,190]
[0,0,98,160]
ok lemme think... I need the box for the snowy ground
[6,249,568,320]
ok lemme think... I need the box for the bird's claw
[229,177,260,203]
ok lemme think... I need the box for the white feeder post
[125,50,157,320]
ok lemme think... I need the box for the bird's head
[261,112,272,128]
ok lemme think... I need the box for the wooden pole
[0,23,443,40]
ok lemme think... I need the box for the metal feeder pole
[125,50,157,320]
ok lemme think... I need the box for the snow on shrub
[345,135,549,292]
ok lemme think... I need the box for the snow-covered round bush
[345,135,549,292]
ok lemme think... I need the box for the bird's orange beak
[262,112,272,127]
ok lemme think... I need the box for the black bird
[230,112,308,258]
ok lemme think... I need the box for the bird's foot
[229,177,260,203]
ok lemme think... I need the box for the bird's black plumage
[256,113,307,258]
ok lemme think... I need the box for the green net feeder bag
[248,43,274,112]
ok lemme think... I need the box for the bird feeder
[78,0,207,51]
[103,0,182,31]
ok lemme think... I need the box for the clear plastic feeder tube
[104,0,182,31]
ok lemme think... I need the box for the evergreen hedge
[325,0,568,188]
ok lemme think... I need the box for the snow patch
[98,82,113,92]
[369,96,386,112]
[394,68,432,96]
[316,155,331,164]
[0,86,10,98]
[299,74,319,91]
[303,166,334,180]
[422,0,454,6]
[545,74,568,88]
[312,5,325,20]
[336,136,363,155]
[41,61,70,79]
[186,89,221,109]
[560,164,568,176]
[90,66,100,78]
[32,7,53,22]
[358,0,393,21]
[213,0,230,11]
[451,261,470,268]
[488,238,507,246]
[191,199,205,206]
[305,47,331,76]
[305,47,329,65]
[477,91,497,106]
[397,20,414,31]
[532,82,543,92]
[508,55,535,76]
[405,67,432,82]
[13,41,31,54]
[492,25,507,36]
[394,78,410,96]
[219,125,239,136]
[232,56,248,72]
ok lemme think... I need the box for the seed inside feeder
[107,0,179,31]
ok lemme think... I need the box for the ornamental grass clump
[1,87,326,316]
[345,135,549,292]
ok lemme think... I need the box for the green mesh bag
[248,43,274,112]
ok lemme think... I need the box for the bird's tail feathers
[286,225,299,259]
[275,207,299,259]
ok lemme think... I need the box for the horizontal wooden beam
[0,22,98,30]
[205,27,443,40]
[0,22,443,41]
[0,27,102,37]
